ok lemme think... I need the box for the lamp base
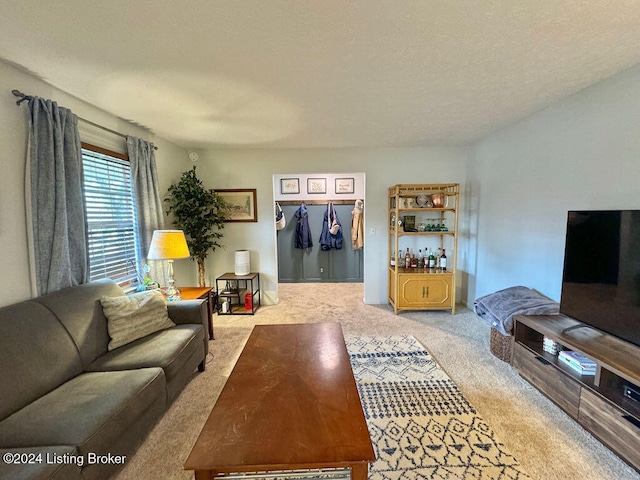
[164,260,181,301]
[163,286,182,301]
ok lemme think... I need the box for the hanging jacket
[319,202,343,251]
[351,199,364,250]
[294,202,313,249]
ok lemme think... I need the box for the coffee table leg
[194,470,214,480]
[351,463,369,480]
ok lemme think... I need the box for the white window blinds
[82,148,139,285]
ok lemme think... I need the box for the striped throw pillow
[101,290,175,351]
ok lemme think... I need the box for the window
[81,144,140,286]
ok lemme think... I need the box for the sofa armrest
[167,299,209,362]
[167,300,207,328]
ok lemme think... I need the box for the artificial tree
[165,166,229,287]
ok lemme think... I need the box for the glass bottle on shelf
[428,249,436,268]
[404,248,411,268]
[440,249,447,271]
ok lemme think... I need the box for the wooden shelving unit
[388,183,459,315]
[513,314,640,472]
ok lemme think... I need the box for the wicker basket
[490,328,514,363]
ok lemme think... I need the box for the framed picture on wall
[216,189,258,222]
[280,178,300,194]
[307,178,327,194]
[335,177,354,194]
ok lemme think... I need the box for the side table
[170,287,215,340]
[215,272,260,315]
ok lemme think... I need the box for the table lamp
[147,230,190,300]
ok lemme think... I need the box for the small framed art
[217,189,258,222]
[335,177,354,194]
[280,178,300,194]
[307,178,327,194]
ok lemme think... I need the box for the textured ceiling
[2,1,640,149]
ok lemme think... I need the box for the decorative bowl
[415,194,429,207]
[431,192,446,208]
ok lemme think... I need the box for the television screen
[560,210,640,348]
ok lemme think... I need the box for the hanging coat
[294,202,313,249]
[319,202,343,251]
[351,199,364,250]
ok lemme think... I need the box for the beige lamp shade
[147,230,190,260]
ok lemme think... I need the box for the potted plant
[165,166,229,287]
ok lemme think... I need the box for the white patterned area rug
[345,335,531,480]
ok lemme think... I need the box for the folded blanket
[474,286,559,336]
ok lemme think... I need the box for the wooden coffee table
[184,322,375,479]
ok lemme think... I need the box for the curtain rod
[12,89,158,151]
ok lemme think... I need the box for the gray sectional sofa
[0,279,209,480]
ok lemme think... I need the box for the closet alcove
[273,174,365,284]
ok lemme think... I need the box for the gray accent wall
[277,204,363,283]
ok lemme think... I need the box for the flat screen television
[560,210,640,348]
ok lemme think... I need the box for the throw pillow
[101,289,175,351]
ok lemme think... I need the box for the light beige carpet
[115,283,640,480]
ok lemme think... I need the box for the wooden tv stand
[513,314,640,472]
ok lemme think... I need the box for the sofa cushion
[0,446,83,480]
[86,324,205,401]
[100,289,175,350]
[87,324,202,375]
[33,279,124,368]
[0,301,82,422]
[0,368,165,457]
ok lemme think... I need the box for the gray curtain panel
[126,136,166,285]
[28,97,88,295]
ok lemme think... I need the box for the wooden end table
[184,322,375,479]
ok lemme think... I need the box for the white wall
[0,60,188,307]
[467,63,640,305]
[7,52,639,311]
[180,148,469,305]
[0,58,469,308]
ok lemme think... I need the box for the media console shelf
[513,314,640,472]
